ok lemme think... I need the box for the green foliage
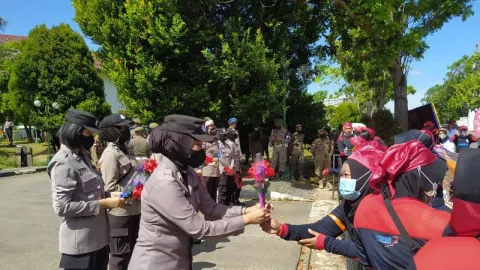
[328,0,474,129]
[329,102,361,129]
[4,24,109,132]
[312,90,328,103]
[361,109,402,146]
[422,53,480,122]
[287,92,327,144]
[0,17,6,31]
[73,0,330,125]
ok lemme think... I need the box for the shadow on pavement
[193,237,231,256]
[192,261,217,269]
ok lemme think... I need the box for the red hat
[423,121,435,129]
[349,142,386,173]
[343,122,353,130]
[458,125,468,132]
[369,140,436,198]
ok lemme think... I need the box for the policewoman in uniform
[97,113,141,270]
[48,109,125,270]
[128,115,271,270]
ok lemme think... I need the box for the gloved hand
[322,169,329,176]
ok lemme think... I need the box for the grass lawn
[0,141,50,169]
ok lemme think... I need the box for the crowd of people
[47,109,479,270]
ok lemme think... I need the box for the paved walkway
[193,201,312,270]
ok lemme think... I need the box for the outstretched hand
[297,229,326,250]
[260,218,281,235]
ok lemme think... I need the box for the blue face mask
[339,171,371,201]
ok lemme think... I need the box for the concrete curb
[0,166,48,178]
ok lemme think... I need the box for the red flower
[132,184,144,200]
[144,159,158,174]
[224,166,233,175]
[205,156,214,165]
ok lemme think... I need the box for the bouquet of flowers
[248,153,275,208]
[119,158,158,200]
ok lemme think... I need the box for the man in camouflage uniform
[270,119,287,179]
[311,129,333,188]
[129,127,150,158]
[288,124,305,181]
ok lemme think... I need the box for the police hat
[65,109,100,133]
[99,113,133,128]
[132,126,144,133]
[149,122,159,129]
[161,115,214,142]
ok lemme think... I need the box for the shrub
[361,109,403,146]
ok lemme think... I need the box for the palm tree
[0,17,7,31]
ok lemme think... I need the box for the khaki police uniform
[98,142,141,270]
[270,128,287,174]
[289,132,305,180]
[129,136,149,157]
[311,136,333,187]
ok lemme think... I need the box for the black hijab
[342,159,373,222]
[57,122,84,149]
[100,126,128,153]
[148,127,195,174]
[394,157,447,201]
[394,129,434,150]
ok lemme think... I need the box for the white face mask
[439,134,446,140]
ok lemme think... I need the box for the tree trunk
[389,59,408,130]
[377,71,387,109]
[25,124,33,143]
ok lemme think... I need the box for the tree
[5,24,110,141]
[0,17,6,32]
[329,102,361,129]
[328,0,474,130]
[422,52,480,122]
[72,0,330,125]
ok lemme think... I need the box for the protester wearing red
[337,122,355,160]
[408,148,480,270]
[450,125,478,153]
[353,140,449,269]
[261,141,386,259]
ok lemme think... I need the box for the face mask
[339,171,371,201]
[188,149,206,168]
[439,134,446,140]
[254,127,259,131]
[80,135,95,150]
[461,131,467,137]
[119,130,131,143]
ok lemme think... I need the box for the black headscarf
[342,159,373,222]
[394,157,447,201]
[148,127,195,174]
[57,122,84,149]
[394,129,434,150]
[99,126,128,153]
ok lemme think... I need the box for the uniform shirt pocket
[118,154,133,174]
[80,172,101,198]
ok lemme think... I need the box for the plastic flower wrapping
[433,145,459,207]
[120,158,158,200]
[248,154,275,208]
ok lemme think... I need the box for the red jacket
[409,237,480,270]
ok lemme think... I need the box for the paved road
[0,173,313,270]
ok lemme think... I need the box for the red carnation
[205,156,214,165]
[132,184,144,200]
[144,159,158,174]
[224,166,233,175]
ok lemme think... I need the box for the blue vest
[456,136,470,149]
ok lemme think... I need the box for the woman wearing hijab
[353,140,450,269]
[48,109,125,270]
[97,113,140,270]
[437,128,456,153]
[128,115,271,270]
[408,148,480,270]
[261,141,385,259]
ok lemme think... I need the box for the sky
[1,0,480,112]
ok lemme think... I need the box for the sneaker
[193,238,202,245]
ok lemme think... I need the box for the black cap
[160,115,214,142]
[99,113,133,128]
[65,109,100,133]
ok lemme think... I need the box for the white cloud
[410,69,422,76]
